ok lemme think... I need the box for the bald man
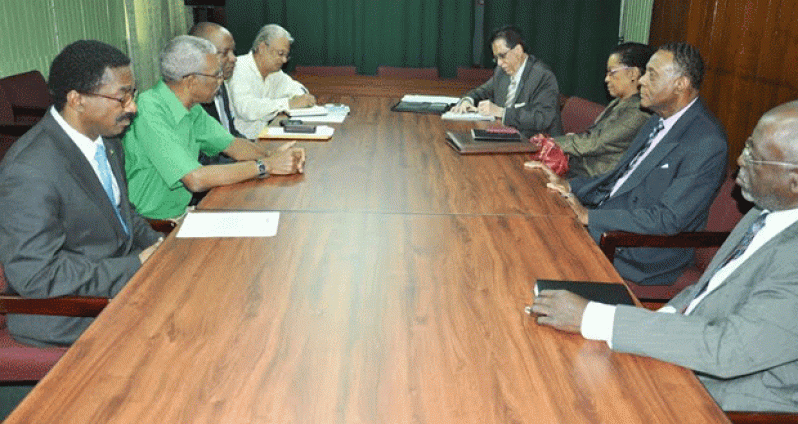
[532,102,798,413]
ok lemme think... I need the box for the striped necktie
[593,119,665,207]
[505,78,518,108]
[95,142,129,236]
[683,211,768,312]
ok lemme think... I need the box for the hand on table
[289,93,316,109]
[529,289,590,334]
[450,100,477,114]
[477,100,503,119]
[266,141,306,174]
[139,237,164,264]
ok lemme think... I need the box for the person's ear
[65,90,84,112]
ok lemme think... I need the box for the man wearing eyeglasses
[450,25,563,137]
[0,40,163,346]
[531,101,798,413]
[227,24,316,139]
[123,35,306,220]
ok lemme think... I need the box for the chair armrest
[726,411,798,424]
[147,218,177,235]
[599,231,730,262]
[0,295,108,317]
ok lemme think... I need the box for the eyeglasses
[606,66,633,77]
[270,48,291,61]
[81,89,137,107]
[186,71,224,81]
[493,50,511,63]
[741,141,798,167]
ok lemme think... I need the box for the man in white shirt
[531,100,798,413]
[227,23,316,138]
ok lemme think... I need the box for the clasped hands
[289,93,316,109]
[524,160,589,226]
[266,141,306,175]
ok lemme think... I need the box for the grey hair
[251,24,293,53]
[160,35,217,82]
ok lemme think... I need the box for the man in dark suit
[189,22,246,169]
[450,26,563,137]
[532,100,798,412]
[532,43,728,286]
[0,40,163,347]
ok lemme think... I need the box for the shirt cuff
[580,301,616,346]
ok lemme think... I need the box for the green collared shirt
[124,81,233,219]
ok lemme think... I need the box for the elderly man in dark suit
[0,40,163,347]
[532,100,798,413]
[450,25,563,137]
[532,42,728,286]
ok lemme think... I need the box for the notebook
[444,131,538,155]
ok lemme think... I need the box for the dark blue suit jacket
[571,98,728,285]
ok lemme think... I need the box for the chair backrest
[456,66,493,83]
[0,85,14,122]
[293,65,357,76]
[377,66,439,79]
[560,96,605,134]
[694,169,752,270]
[0,70,52,125]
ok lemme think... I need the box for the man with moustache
[531,43,728,286]
[450,25,563,137]
[228,24,316,138]
[532,101,798,413]
[123,35,306,220]
[0,40,163,347]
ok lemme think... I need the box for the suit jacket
[612,208,798,412]
[571,98,728,285]
[200,82,246,139]
[0,112,160,347]
[556,94,651,177]
[465,55,563,137]
[200,83,243,166]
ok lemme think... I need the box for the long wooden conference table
[5,76,729,423]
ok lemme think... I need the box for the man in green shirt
[124,35,305,219]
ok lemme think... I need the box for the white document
[441,111,494,121]
[287,105,329,116]
[299,114,347,124]
[401,94,461,104]
[177,211,280,238]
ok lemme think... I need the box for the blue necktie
[94,142,129,236]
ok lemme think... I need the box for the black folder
[533,279,635,306]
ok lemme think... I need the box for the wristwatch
[255,159,269,179]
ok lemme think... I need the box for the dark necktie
[593,119,665,207]
[683,211,769,312]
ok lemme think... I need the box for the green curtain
[226,0,619,103]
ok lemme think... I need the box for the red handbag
[528,134,569,176]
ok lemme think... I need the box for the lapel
[611,100,702,198]
[42,114,130,240]
[509,55,537,105]
[219,83,234,124]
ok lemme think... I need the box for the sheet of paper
[401,94,461,104]
[299,114,347,124]
[441,111,494,121]
[287,105,329,116]
[177,211,280,238]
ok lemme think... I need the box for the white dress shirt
[50,107,121,206]
[227,52,307,138]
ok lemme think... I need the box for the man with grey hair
[123,35,306,220]
[228,23,316,138]
[532,101,798,413]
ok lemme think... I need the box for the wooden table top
[5,78,728,423]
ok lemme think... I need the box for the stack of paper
[287,104,351,124]
[400,94,461,105]
[259,125,335,140]
[441,111,494,121]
